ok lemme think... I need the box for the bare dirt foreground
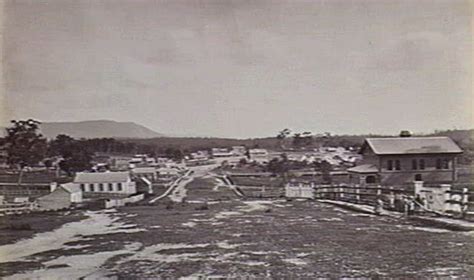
[0,176,473,279]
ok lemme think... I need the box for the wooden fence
[105,193,145,208]
[0,202,37,215]
[286,182,473,215]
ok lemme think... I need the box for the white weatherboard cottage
[73,172,137,194]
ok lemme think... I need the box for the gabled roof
[74,172,130,183]
[361,137,462,155]
[60,183,82,193]
[347,164,378,174]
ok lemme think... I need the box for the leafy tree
[58,151,92,176]
[276,128,291,149]
[49,134,75,157]
[267,154,290,175]
[4,119,47,168]
[292,133,302,148]
[49,134,92,175]
[301,131,313,146]
[165,147,183,161]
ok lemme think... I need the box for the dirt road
[0,169,472,279]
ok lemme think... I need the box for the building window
[419,159,425,170]
[117,183,123,191]
[107,183,112,191]
[436,159,442,169]
[99,183,104,192]
[395,160,401,170]
[366,175,376,184]
[411,159,418,170]
[415,174,422,181]
[80,184,85,192]
[387,160,393,170]
[443,159,450,169]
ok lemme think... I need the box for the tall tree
[292,133,302,148]
[49,134,92,175]
[5,119,47,168]
[276,128,291,150]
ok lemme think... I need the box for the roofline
[371,151,463,156]
[365,136,454,140]
[347,170,378,174]
[361,138,463,155]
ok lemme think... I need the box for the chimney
[399,130,412,137]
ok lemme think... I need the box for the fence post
[356,187,360,202]
[339,185,344,200]
[462,188,469,215]
[444,189,451,213]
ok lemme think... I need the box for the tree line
[0,119,184,175]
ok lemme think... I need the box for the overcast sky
[2,0,472,138]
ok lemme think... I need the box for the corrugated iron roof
[364,137,462,155]
[74,172,130,183]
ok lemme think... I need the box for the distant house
[131,167,157,181]
[36,183,82,210]
[348,137,462,186]
[129,154,157,167]
[73,172,136,194]
[157,167,179,177]
[109,156,134,170]
[248,149,269,163]
[211,148,234,157]
[231,146,246,156]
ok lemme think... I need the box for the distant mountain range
[36,120,164,139]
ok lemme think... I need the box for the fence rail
[286,182,472,215]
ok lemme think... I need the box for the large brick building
[348,136,462,186]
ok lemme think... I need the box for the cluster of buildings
[92,153,182,171]
[0,133,469,216]
[284,147,362,167]
[0,153,187,213]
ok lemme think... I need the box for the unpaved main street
[0,166,472,279]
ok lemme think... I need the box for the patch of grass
[9,223,32,231]
[195,204,209,211]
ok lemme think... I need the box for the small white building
[212,148,234,157]
[60,183,83,203]
[36,183,83,210]
[248,149,269,163]
[157,167,179,177]
[73,172,136,194]
[231,146,247,156]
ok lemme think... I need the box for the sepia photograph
[0,0,473,278]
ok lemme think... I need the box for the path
[0,165,472,279]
